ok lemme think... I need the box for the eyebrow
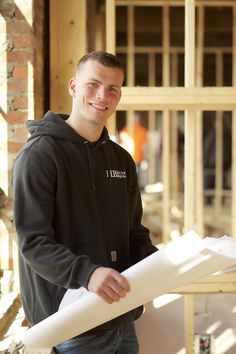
[88,78,121,89]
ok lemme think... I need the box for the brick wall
[0,0,35,272]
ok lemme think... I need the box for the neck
[66,115,103,142]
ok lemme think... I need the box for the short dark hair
[76,51,125,76]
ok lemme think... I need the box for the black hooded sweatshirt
[13,111,157,332]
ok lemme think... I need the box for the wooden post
[126,5,135,141]
[170,53,179,203]
[50,0,87,113]
[162,5,170,244]
[185,294,195,354]
[148,53,157,184]
[214,53,223,215]
[232,5,236,238]
[105,0,116,135]
[184,1,196,353]
[195,5,204,236]
[184,0,196,233]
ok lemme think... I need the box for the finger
[108,278,127,298]
[97,287,120,304]
[113,274,130,292]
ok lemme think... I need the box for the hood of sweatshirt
[27,111,110,146]
[26,111,111,190]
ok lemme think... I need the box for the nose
[96,86,106,99]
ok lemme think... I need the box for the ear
[68,78,76,97]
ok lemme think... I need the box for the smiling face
[69,60,124,129]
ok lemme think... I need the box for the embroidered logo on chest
[106,170,126,178]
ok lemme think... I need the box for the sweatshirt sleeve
[129,161,158,264]
[13,146,98,289]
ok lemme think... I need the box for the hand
[87,267,130,304]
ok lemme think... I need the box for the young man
[13,51,157,354]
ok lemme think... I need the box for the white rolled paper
[21,231,236,348]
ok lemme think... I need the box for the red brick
[7,80,28,93]
[14,35,34,49]
[12,96,28,110]
[12,66,28,79]
[8,141,24,153]
[6,22,32,34]
[14,7,33,21]
[7,111,28,124]
[12,126,28,140]
[7,51,33,63]
[0,4,16,20]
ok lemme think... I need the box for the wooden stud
[105,0,116,135]
[195,5,204,236]
[148,53,157,184]
[116,0,236,6]
[106,0,116,54]
[162,6,171,244]
[184,294,195,354]
[118,87,236,110]
[214,53,224,214]
[184,1,196,352]
[170,54,179,201]
[232,5,236,238]
[126,5,135,140]
[50,0,87,113]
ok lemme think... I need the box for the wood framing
[118,87,236,110]
[50,0,87,113]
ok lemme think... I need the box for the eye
[88,82,98,88]
[109,87,119,94]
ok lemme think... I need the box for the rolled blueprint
[21,231,236,348]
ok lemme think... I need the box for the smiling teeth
[91,103,107,110]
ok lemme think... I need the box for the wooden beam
[50,0,86,113]
[106,0,116,54]
[117,46,233,54]
[118,87,236,110]
[162,6,170,244]
[184,295,194,354]
[232,6,236,238]
[148,54,157,184]
[171,273,236,293]
[195,5,204,236]
[184,1,196,352]
[106,0,116,135]
[116,0,236,6]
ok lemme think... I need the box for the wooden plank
[231,6,236,238]
[148,54,157,184]
[170,54,179,200]
[171,273,236,293]
[106,0,116,54]
[195,5,204,236]
[214,54,224,214]
[162,6,170,244]
[117,46,232,54]
[184,295,194,354]
[118,87,236,110]
[105,0,116,135]
[184,1,196,352]
[49,0,58,112]
[116,0,236,6]
[127,6,135,85]
[173,283,236,293]
[50,0,87,113]
[184,0,195,235]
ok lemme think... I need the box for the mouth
[89,103,108,111]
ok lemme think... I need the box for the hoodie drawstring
[102,141,112,184]
[84,140,112,190]
[84,141,96,191]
